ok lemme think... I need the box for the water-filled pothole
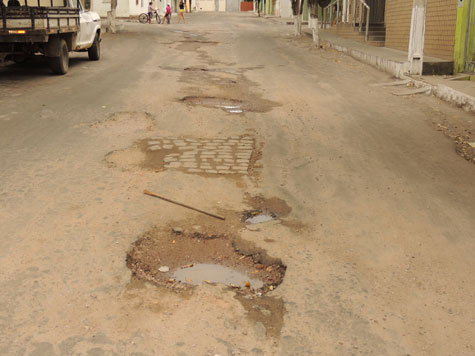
[126,224,286,295]
[181,96,244,114]
[173,263,264,289]
[242,196,291,224]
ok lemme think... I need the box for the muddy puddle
[242,196,291,223]
[173,263,264,289]
[181,96,244,114]
[126,224,286,295]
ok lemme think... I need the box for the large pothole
[126,226,286,295]
[181,96,245,114]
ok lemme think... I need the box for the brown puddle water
[173,263,264,289]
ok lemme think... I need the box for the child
[163,3,172,24]
[148,2,154,24]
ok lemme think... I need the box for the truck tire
[88,32,100,61]
[49,39,69,75]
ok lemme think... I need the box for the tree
[107,0,118,34]
[308,0,319,46]
[291,0,305,36]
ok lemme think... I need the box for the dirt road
[1,13,474,356]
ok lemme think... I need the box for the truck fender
[45,35,61,57]
[46,34,73,56]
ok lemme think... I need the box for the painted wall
[226,0,240,11]
[280,0,291,17]
[196,0,215,10]
[128,0,152,15]
[454,0,475,72]
[92,0,129,17]
[385,0,458,61]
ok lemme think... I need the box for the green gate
[455,0,475,73]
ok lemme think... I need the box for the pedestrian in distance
[178,0,185,24]
[147,1,154,24]
[163,3,172,24]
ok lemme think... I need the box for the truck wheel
[49,39,69,75]
[88,33,100,61]
[13,55,29,64]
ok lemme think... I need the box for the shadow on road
[0,55,90,80]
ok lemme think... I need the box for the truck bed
[0,4,79,41]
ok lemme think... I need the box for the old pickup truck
[0,0,101,74]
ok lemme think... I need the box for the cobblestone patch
[146,136,255,175]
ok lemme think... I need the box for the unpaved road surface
[1,13,475,356]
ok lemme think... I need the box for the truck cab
[0,0,102,74]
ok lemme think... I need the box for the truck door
[78,0,94,47]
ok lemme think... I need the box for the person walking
[177,0,185,24]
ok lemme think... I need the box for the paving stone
[180,158,196,162]
[169,153,180,156]
[205,170,218,174]
[218,170,233,174]
[163,145,174,149]
[224,159,234,163]
[149,145,161,151]
[237,159,249,164]
[216,166,230,170]
[188,168,203,173]
[178,146,193,150]
[148,140,161,145]
[162,140,171,143]
[213,158,223,162]
[212,139,226,143]
[184,162,197,168]
[164,157,177,162]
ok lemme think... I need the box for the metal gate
[367,0,385,24]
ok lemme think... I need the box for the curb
[303,30,475,113]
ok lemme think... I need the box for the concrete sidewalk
[314,29,475,113]
[267,17,475,113]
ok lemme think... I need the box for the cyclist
[163,3,172,24]
[147,2,154,24]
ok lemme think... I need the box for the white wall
[92,0,129,17]
[196,0,215,11]
[280,0,291,17]
[128,0,151,15]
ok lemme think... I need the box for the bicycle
[139,10,161,24]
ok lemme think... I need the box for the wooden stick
[143,189,225,221]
